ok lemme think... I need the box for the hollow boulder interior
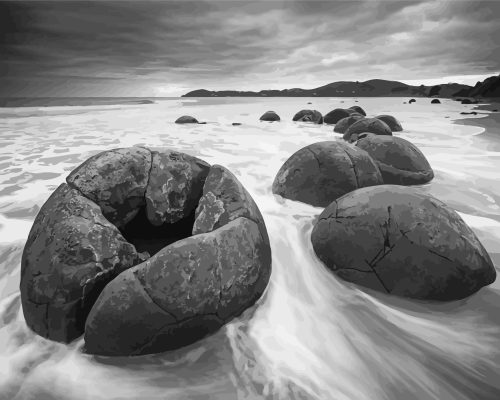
[120,207,196,256]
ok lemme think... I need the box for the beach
[0,96,499,400]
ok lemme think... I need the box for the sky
[0,0,499,97]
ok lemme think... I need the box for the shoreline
[453,100,500,141]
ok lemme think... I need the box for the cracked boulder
[84,165,271,356]
[356,135,434,185]
[324,108,362,124]
[21,147,271,350]
[343,118,392,143]
[334,114,365,134]
[292,109,323,124]
[311,185,496,301]
[374,115,403,132]
[272,141,383,207]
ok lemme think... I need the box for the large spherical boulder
[374,115,403,132]
[260,111,280,121]
[431,99,441,104]
[343,118,392,143]
[348,105,366,116]
[356,135,434,185]
[324,108,360,124]
[84,164,271,356]
[175,115,199,124]
[272,141,383,207]
[292,109,323,124]
[21,147,272,352]
[333,114,365,134]
[311,185,496,301]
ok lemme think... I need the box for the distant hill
[455,75,500,98]
[182,79,473,98]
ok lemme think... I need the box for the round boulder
[260,111,280,122]
[324,108,360,124]
[343,118,392,143]
[374,115,403,132]
[356,135,434,185]
[175,115,199,124]
[431,99,441,104]
[21,147,272,354]
[292,109,323,124]
[348,105,367,116]
[409,99,416,104]
[334,114,365,134]
[311,185,496,301]
[272,141,383,207]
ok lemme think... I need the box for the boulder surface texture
[343,118,392,143]
[311,185,496,301]
[292,109,323,124]
[272,141,383,207]
[356,135,434,185]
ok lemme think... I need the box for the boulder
[22,148,272,352]
[461,99,477,105]
[374,115,403,132]
[85,165,271,356]
[272,141,383,207]
[348,105,366,116]
[431,99,441,104]
[311,185,496,301]
[333,115,365,134]
[20,184,144,342]
[324,108,360,124]
[292,109,323,124]
[343,118,392,143]
[175,115,199,124]
[409,99,416,103]
[260,111,280,122]
[356,135,434,185]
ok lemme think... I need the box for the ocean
[0,96,499,400]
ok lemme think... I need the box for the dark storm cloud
[0,0,498,96]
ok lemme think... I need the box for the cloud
[0,0,498,96]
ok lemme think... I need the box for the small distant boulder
[461,99,477,104]
[348,105,366,116]
[324,108,360,124]
[307,102,312,104]
[333,114,365,134]
[431,99,441,104]
[460,111,478,115]
[343,118,392,143]
[260,111,280,122]
[272,141,383,207]
[292,109,323,124]
[409,99,416,104]
[374,115,403,132]
[175,115,199,124]
[356,135,434,185]
[311,185,496,301]
[232,123,242,126]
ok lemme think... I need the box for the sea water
[0,97,499,400]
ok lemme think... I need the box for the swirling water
[0,97,499,400]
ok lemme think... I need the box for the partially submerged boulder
[409,99,416,104]
[272,141,383,207]
[356,135,434,185]
[374,115,403,132]
[348,105,366,116]
[260,111,280,122]
[343,118,392,143]
[292,109,323,124]
[431,99,441,104]
[324,108,360,124]
[21,147,272,353]
[175,115,199,124]
[333,114,365,134]
[311,185,496,301]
